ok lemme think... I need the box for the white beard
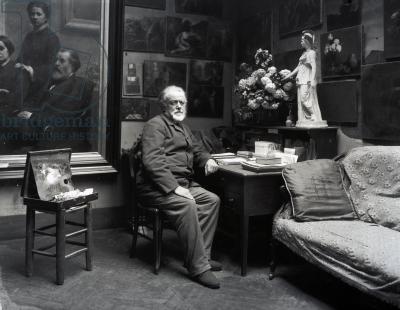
[172,112,186,122]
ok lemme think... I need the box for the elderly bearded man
[17,49,94,151]
[136,85,222,289]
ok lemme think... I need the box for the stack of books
[254,152,298,165]
[241,151,299,173]
[236,150,253,159]
[254,141,279,157]
[255,155,283,165]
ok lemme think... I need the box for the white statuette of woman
[284,30,327,128]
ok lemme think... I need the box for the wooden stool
[21,148,98,285]
[24,200,94,285]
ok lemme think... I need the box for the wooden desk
[212,165,283,276]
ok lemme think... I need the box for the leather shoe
[193,270,220,289]
[209,260,222,272]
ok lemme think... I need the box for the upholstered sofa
[270,146,400,307]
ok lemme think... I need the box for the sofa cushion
[282,159,356,222]
[342,146,400,232]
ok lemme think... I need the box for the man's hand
[205,159,219,176]
[15,63,34,80]
[17,111,32,119]
[174,186,194,200]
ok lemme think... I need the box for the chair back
[128,139,142,181]
[128,140,143,219]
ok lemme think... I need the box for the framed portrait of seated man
[0,0,119,178]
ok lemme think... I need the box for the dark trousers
[138,186,220,276]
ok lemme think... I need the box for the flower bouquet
[234,49,297,125]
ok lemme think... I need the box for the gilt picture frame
[0,0,116,178]
[62,0,102,32]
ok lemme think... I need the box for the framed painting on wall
[237,13,272,65]
[326,0,362,31]
[189,60,223,86]
[320,25,362,79]
[0,0,117,177]
[279,0,322,37]
[166,16,208,58]
[317,80,358,123]
[188,85,224,118]
[125,0,166,10]
[124,7,165,53]
[384,0,400,60]
[175,0,222,18]
[206,22,233,62]
[361,61,400,141]
[121,98,153,121]
[143,60,187,97]
[122,60,142,97]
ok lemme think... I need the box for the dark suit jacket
[30,75,95,151]
[137,113,210,195]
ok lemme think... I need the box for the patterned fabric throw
[342,146,400,231]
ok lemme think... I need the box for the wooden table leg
[85,204,93,271]
[25,206,35,277]
[56,209,66,285]
[240,214,249,276]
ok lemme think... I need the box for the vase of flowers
[234,49,296,126]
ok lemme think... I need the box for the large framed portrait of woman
[0,0,119,178]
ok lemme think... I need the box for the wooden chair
[129,151,164,275]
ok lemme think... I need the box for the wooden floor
[0,228,396,310]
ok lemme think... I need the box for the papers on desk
[210,153,236,159]
[241,161,286,172]
[216,157,248,165]
[211,152,247,165]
